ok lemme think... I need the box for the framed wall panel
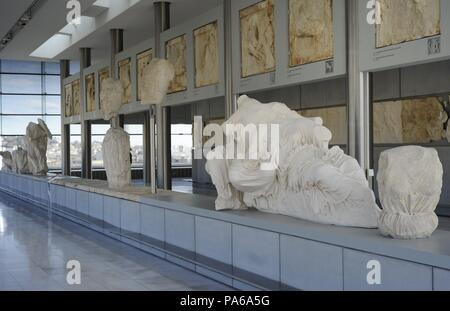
[115,38,154,115]
[85,73,96,113]
[166,35,188,94]
[136,49,153,101]
[62,74,81,124]
[118,58,132,105]
[359,0,450,71]
[231,0,346,94]
[98,67,110,110]
[160,5,225,107]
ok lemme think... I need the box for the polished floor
[0,194,233,291]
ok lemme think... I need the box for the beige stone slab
[85,73,96,112]
[289,0,334,67]
[376,0,440,48]
[194,21,220,88]
[98,67,110,109]
[299,106,347,145]
[137,49,153,101]
[119,58,132,104]
[166,35,188,93]
[373,97,446,144]
[64,83,73,117]
[240,0,275,78]
[72,79,81,116]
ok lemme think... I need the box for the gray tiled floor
[0,195,233,291]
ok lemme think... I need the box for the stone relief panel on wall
[86,73,96,112]
[194,21,220,88]
[137,49,153,101]
[119,58,132,104]
[240,0,275,78]
[373,97,447,144]
[72,79,81,116]
[299,106,347,145]
[376,0,441,48]
[64,83,72,117]
[289,0,334,67]
[166,35,188,94]
[98,68,110,109]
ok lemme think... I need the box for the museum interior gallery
[0,0,450,293]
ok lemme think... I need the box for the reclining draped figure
[205,96,381,228]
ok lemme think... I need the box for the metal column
[80,47,92,179]
[224,0,237,118]
[347,0,372,185]
[60,60,70,176]
[153,1,171,191]
[110,29,124,129]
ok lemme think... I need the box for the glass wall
[0,60,61,170]
[171,124,192,167]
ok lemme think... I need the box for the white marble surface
[206,95,381,228]
[100,78,124,121]
[141,58,175,105]
[102,128,132,189]
[377,146,443,239]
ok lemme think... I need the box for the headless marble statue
[23,119,53,176]
[206,95,381,228]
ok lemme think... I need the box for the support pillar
[80,47,92,179]
[110,29,124,129]
[224,0,237,118]
[152,1,171,191]
[347,0,373,186]
[60,60,70,176]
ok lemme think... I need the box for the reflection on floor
[0,194,233,291]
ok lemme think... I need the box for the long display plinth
[1,171,450,291]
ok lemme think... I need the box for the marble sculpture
[100,77,131,189]
[101,78,124,121]
[23,119,52,176]
[206,95,381,228]
[119,58,132,104]
[12,147,30,175]
[141,58,175,105]
[102,127,132,189]
[0,151,13,171]
[377,146,442,239]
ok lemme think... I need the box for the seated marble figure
[206,95,381,228]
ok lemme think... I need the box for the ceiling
[0,0,221,64]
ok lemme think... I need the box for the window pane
[45,96,61,114]
[1,74,42,94]
[70,124,81,135]
[44,116,61,135]
[1,95,42,114]
[70,61,80,75]
[1,60,41,74]
[92,135,104,169]
[125,124,143,135]
[45,75,60,94]
[2,116,41,135]
[1,136,23,152]
[47,136,61,170]
[171,134,192,166]
[171,124,192,135]
[45,62,60,74]
[130,135,144,168]
[70,135,82,169]
[92,124,110,135]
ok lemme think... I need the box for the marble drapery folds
[206,95,381,228]
[377,146,443,239]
